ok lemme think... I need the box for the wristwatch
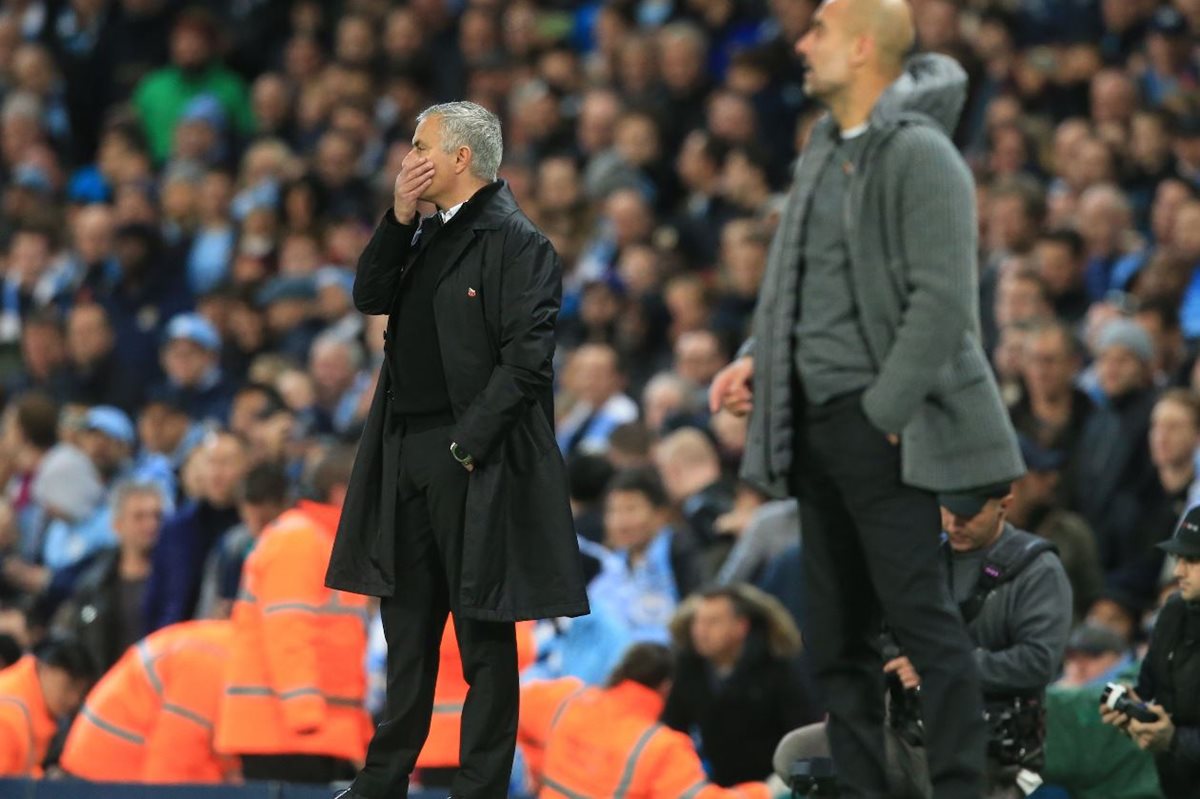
[450,442,475,468]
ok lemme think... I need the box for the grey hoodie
[32,444,104,523]
[741,53,1023,497]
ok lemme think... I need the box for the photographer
[775,483,1073,797]
[1100,506,1200,798]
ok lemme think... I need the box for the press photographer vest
[950,529,1058,627]
[950,529,1059,772]
[890,530,1060,765]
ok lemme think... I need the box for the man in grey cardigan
[709,0,1024,796]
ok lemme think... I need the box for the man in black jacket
[662,584,816,786]
[1073,318,1159,575]
[54,481,162,673]
[1101,505,1200,798]
[328,101,587,799]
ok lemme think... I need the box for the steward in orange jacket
[416,619,537,770]
[537,643,771,799]
[215,448,371,778]
[516,675,585,791]
[0,639,97,777]
[60,620,235,783]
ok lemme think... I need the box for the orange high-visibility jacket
[59,614,236,777]
[539,680,771,799]
[517,676,586,790]
[0,656,58,777]
[416,619,537,768]
[214,501,371,762]
[59,620,236,783]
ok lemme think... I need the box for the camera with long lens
[1100,682,1160,723]
[789,757,839,798]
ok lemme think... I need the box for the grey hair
[642,372,700,409]
[1080,182,1132,216]
[2,91,42,125]
[111,480,164,515]
[659,20,709,55]
[417,101,503,182]
[312,330,365,371]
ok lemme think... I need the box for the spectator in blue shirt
[581,468,700,645]
[149,312,236,424]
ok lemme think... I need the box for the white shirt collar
[841,123,869,140]
[440,202,465,223]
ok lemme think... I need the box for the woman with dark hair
[280,173,327,235]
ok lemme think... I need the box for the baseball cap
[179,94,226,131]
[1096,318,1153,364]
[66,170,112,204]
[315,267,355,298]
[1149,6,1188,37]
[141,392,190,416]
[1065,623,1127,656]
[256,275,317,307]
[938,482,1013,519]
[13,164,53,196]
[164,313,221,352]
[1158,505,1200,559]
[82,406,136,445]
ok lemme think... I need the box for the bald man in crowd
[710,1,1023,797]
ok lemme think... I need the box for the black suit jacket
[326,181,589,622]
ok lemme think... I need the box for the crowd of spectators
[0,0,1199,794]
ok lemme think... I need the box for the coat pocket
[932,339,990,397]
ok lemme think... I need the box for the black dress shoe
[332,790,369,799]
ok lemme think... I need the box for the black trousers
[793,391,986,799]
[241,754,356,784]
[351,414,519,799]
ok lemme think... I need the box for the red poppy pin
[467,287,477,297]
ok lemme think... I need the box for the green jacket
[1042,665,1163,799]
[133,64,254,161]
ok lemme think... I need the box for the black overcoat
[325,181,590,622]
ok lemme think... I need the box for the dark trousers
[794,391,986,799]
[351,415,519,799]
[241,754,355,784]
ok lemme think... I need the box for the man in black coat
[1101,506,1200,798]
[326,101,588,799]
[662,584,817,786]
[1072,318,1159,575]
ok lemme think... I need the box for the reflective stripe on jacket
[517,676,586,790]
[417,618,538,768]
[60,620,235,783]
[538,680,771,799]
[215,501,371,760]
[0,656,58,777]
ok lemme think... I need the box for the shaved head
[869,0,917,66]
[797,0,915,119]
[828,0,915,68]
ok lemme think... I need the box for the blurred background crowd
[0,0,1199,795]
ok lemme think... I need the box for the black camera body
[984,694,1045,770]
[1101,682,1160,723]
[790,757,839,798]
